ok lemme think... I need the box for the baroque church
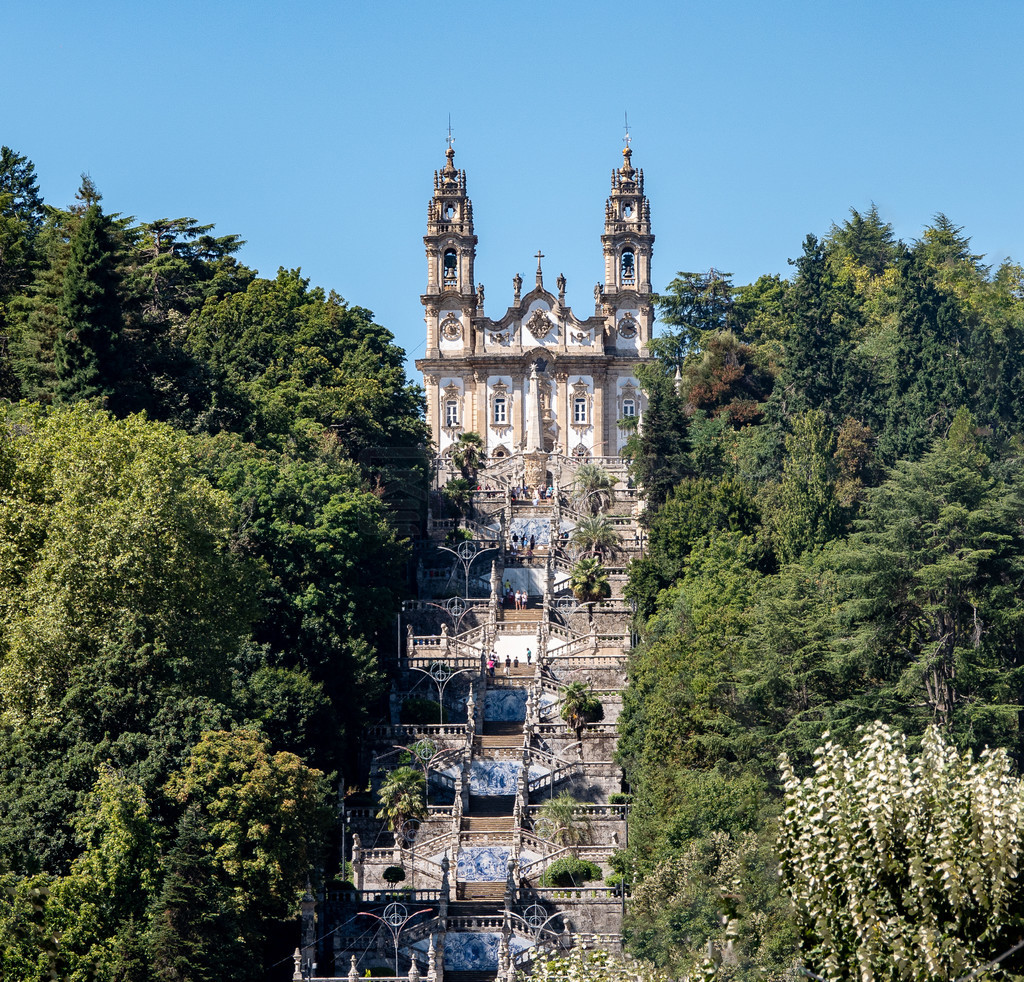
[416,141,655,461]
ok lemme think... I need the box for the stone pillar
[352,833,364,891]
[300,887,316,973]
[427,936,438,982]
[440,855,450,924]
[475,371,487,439]
[592,373,605,457]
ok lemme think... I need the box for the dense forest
[617,213,1024,976]
[0,147,428,980]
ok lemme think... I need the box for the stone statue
[556,273,566,298]
[513,272,522,302]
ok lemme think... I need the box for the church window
[445,399,459,427]
[620,249,635,285]
[493,397,507,425]
[574,397,588,424]
[443,249,458,286]
[622,398,635,417]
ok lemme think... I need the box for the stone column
[592,372,606,457]
[525,364,543,453]
[555,372,570,454]
[352,833,364,891]
[475,371,487,440]
[512,373,525,452]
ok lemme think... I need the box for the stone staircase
[457,880,507,902]
[331,451,635,979]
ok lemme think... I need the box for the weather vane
[623,112,631,149]
[446,115,455,151]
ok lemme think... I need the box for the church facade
[415,143,655,461]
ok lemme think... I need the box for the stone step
[476,734,522,749]
[445,971,497,982]
[447,900,504,919]
[458,881,507,901]
[482,721,523,736]
[461,815,514,832]
[501,609,542,622]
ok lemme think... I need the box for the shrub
[400,697,446,724]
[539,857,602,887]
[608,793,632,805]
[382,866,406,885]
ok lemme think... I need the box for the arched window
[620,249,635,285]
[622,398,635,417]
[445,399,459,428]
[443,249,458,286]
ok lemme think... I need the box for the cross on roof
[535,249,544,270]
[623,112,631,149]
[446,115,455,151]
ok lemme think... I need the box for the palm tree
[569,515,620,559]
[570,463,615,515]
[376,766,428,837]
[450,431,484,478]
[535,792,593,854]
[568,557,611,603]
[560,682,604,742]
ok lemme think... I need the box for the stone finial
[293,948,303,980]
[349,954,360,982]
[409,958,421,982]
[427,936,438,982]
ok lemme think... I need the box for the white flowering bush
[779,722,1024,981]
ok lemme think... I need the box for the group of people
[503,582,530,609]
[509,532,538,557]
[510,484,555,505]
[485,646,533,677]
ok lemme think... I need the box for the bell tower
[600,137,654,351]
[422,141,478,359]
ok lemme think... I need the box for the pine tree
[148,806,240,982]
[54,195,124,406]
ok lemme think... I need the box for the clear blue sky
[7,1,1024,371]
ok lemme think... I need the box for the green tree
[758,410,842,564]
[655,268,734,358]
[560,682,604,742]
[44,766,156,982]
[375,765,428,836]
[54,188,124,406]
[535,792,593,853]
[148,806,241,982]
[833,408,1024,746]
[450,431,484,478]
[0,404,253,725]
[570,463,615,515]
[779,722,1024,981]
[167,729,331,936]
[0,147,46,330]
[570,515,620,559]
[568,557,612,604]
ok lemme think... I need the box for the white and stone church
[416,140,655,461]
